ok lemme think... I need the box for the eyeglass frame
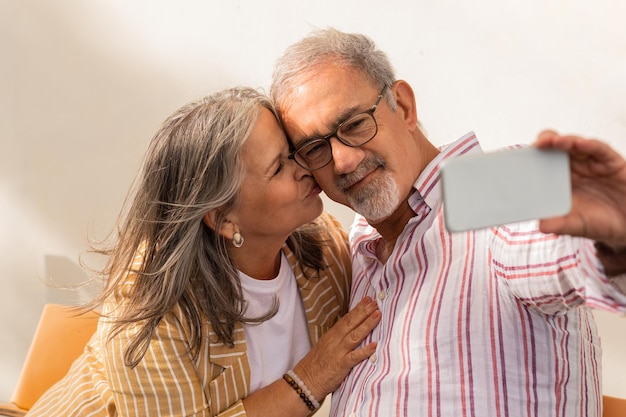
[288,85,388,171]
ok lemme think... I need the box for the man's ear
[203,210,235,240]
[391,80,418,130]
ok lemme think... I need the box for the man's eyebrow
[293,104,361,147]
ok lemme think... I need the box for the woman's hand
[293,296,381,401]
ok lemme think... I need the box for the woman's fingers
[295,297,381,398]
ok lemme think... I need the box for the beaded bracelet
[283,370,321,412]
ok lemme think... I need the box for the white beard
[337,155,401,222]
[348,172,400,222]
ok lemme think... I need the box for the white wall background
[2,0,625,403]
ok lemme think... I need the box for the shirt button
[369,353,378,363]
[377,291,386,300]
[349,413,357,417]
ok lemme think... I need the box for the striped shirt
[26,212,351,417]
[329,132,626,417]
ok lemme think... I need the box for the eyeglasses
[288,85,387,171]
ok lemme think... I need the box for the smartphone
[440,146,571,232]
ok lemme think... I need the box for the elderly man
[270,28,626,417]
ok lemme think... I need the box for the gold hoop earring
[232,232,244,248]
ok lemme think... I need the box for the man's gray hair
[270,28,397,111]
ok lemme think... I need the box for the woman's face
[230,106,323,243]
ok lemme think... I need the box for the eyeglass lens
[291,85,386,171]
[294,112,377,170]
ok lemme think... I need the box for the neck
[369,136,441,263]
[229,238,284,280]
[368,198,416,263]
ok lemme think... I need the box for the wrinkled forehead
[277,65,377,143]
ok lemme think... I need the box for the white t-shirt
[239,252,312,394]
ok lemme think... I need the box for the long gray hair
[91,87,326,367]
[270,27,397,112]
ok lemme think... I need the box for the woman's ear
[203,210,237,240]
[203,210,219,231]
[391,80,418,130]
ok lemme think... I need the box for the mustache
[336,155,385,191]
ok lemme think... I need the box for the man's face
[279,64,422,223]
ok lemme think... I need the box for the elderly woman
[27,87,380,417]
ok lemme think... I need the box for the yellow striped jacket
[26,212,351,416]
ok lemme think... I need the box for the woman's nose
[292,158,313,180]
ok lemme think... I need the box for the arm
[533,130,626,276]
[102,299,378,417]
[242,296,380,417]
[101,308,211,417]
[241,212,378,416]
[492,222,626,314]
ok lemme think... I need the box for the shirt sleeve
[490,221,626,315]
[101,307,212,417]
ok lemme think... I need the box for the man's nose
[329,137,363,174]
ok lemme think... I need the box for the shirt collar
[350,131,484,248]
[409,131,483,212]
